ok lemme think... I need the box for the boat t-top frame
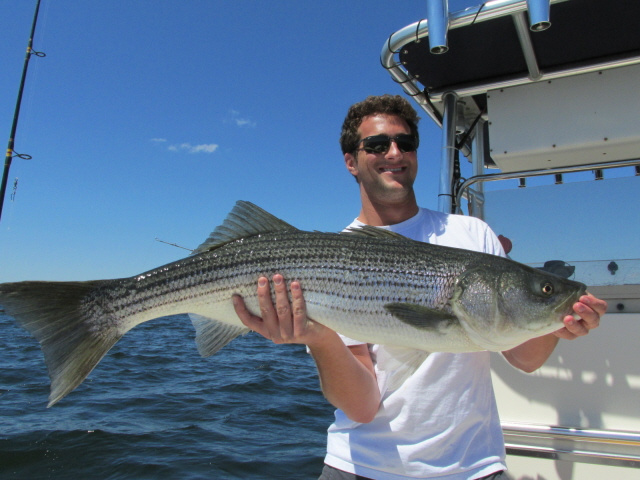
[380,0,640,217]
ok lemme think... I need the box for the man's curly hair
[339,94,420,155]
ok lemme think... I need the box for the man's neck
[356,194,419,226]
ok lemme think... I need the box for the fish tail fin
[0,280,123,407]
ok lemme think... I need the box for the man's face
[345,114,418,203]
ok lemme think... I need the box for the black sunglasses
[356,134,419,154]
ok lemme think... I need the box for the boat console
[381,1,640,477]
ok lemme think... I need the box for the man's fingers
[232,275,313,345]
[254,276,279,341]
[272,274,294,340]
[564,316,589,337]
[232,294,263,331]
[290,281,308,335]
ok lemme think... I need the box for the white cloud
[168,142,219,154]
[228,109,256,128]
[190,144,218,153]
[234,118,255,127]
[150,138,167,143]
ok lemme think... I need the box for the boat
[380,1,640,478]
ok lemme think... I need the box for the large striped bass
[0,201,585,406]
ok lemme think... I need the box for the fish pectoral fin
[384,303,459,333]
[188,314,250,357]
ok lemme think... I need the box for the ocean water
[0,313,335,479]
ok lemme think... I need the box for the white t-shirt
[324,207,508,480]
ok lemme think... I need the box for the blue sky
[1,0,637,283]
[0,0,440,281]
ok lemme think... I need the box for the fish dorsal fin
[192,201,298,255]
[343,225,408,240]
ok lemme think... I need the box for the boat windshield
[482,173,640,287]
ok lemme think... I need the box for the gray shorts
[318,464,509,480]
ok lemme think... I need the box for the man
[232,95,606,479]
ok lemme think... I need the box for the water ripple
[0,314,334,478]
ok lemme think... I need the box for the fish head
[451,261,586,351]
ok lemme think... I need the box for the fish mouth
[554,283,587,318]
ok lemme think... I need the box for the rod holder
[426,0,449,54]
[526,0,551,31]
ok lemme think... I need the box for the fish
[0,201,586,406]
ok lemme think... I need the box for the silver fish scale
[82,229,468,344]
[310,234,463,343]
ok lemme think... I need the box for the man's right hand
[232,274,331,348]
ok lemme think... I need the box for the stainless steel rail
[456,158,640,211]
[503,422,640,468]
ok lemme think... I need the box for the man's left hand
[554,294,607,340]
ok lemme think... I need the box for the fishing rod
[0,0,45,223]
[155,238,193,252]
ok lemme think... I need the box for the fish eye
[541,282,554,295]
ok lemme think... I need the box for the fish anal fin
[384,302,458,333]
[192,201,298,255]
[188,314,249,357]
